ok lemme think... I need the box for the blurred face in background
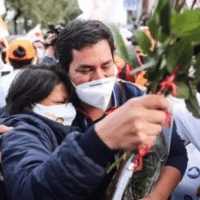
[32,40,45,63]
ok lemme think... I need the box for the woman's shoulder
[1,110,48,128]
[0,111,60,152]
[1,111,55,140]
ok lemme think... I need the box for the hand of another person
[45,33,57,46]
[95,95,170,151]
[0,125,13,134]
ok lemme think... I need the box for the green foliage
[176,82,190,99]
[148,0,173,42]
[165,40,192,73]
[5,0,82,29]
[134,30,151,55]
[109,25,138,67]
[171,8,200,42]
[145,0,200,118]
[111,0,200,118]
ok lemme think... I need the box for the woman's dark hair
[56,19,115,72]
[6,64,73,115]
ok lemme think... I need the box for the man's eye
[79,68,92,73]
[102,65,111,70]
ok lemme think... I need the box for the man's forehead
[72,41,112,58]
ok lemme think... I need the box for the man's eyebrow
[102,59,113,65]
[77,59,113,69]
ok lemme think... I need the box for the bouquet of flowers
[105,0,200,199]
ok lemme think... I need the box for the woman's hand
[0,125,13,133]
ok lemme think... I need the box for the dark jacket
[0,80,187,200]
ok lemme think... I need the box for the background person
[167,93,200,200]
[42,23,64,65]
[32,40,46,64]
[0,39,36,101]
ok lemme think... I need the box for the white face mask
[36,48,45,59]
[32,102,76,126]
[74,76,116,111]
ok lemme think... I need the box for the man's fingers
[144,109,166,124]
[141,95,170,111]
[0,125,13,134]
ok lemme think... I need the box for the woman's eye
[54,100,67,104]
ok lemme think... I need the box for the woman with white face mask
[5,64,76,125]
[0,64,93,200]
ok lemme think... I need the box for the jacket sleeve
[1,121,115,200]
[164,121,188,177]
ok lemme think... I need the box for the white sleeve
[173,104,200,151]
[0,82,6,107]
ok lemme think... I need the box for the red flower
[158,63,181,97]
[133,144,152,172]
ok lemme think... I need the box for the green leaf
[145,59,167,82]
[171,8,200,33]
[177,27,200,42]
[192,54,200,84]
[178,42,193,74]
[185,97,200,118]
[126,45,138,67]
[131,59,156,74]
[148,0,173,42]
[159,1,172,42]
[148,13,160,41]
[131,55,160,75]
[109,25,131,64]
[176,82,190,99]
[165,40,189,73]
[171,8,200,42]
[134,30,152,55]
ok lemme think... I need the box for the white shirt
[0,62,13,77]
[173,102,200,151]
[0,69,21,98]
[0,85,5,107]
[169,95,200,200]
[171,143,200,200]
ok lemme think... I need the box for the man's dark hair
[6,64,73,115]
[56,19,115,72]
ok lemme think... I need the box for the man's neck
[81,100,112,121]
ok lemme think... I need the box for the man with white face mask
[0,20,187,200]
[55,20,187,200]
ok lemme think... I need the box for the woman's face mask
[33,82,76,125]
[33,102,76,126]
